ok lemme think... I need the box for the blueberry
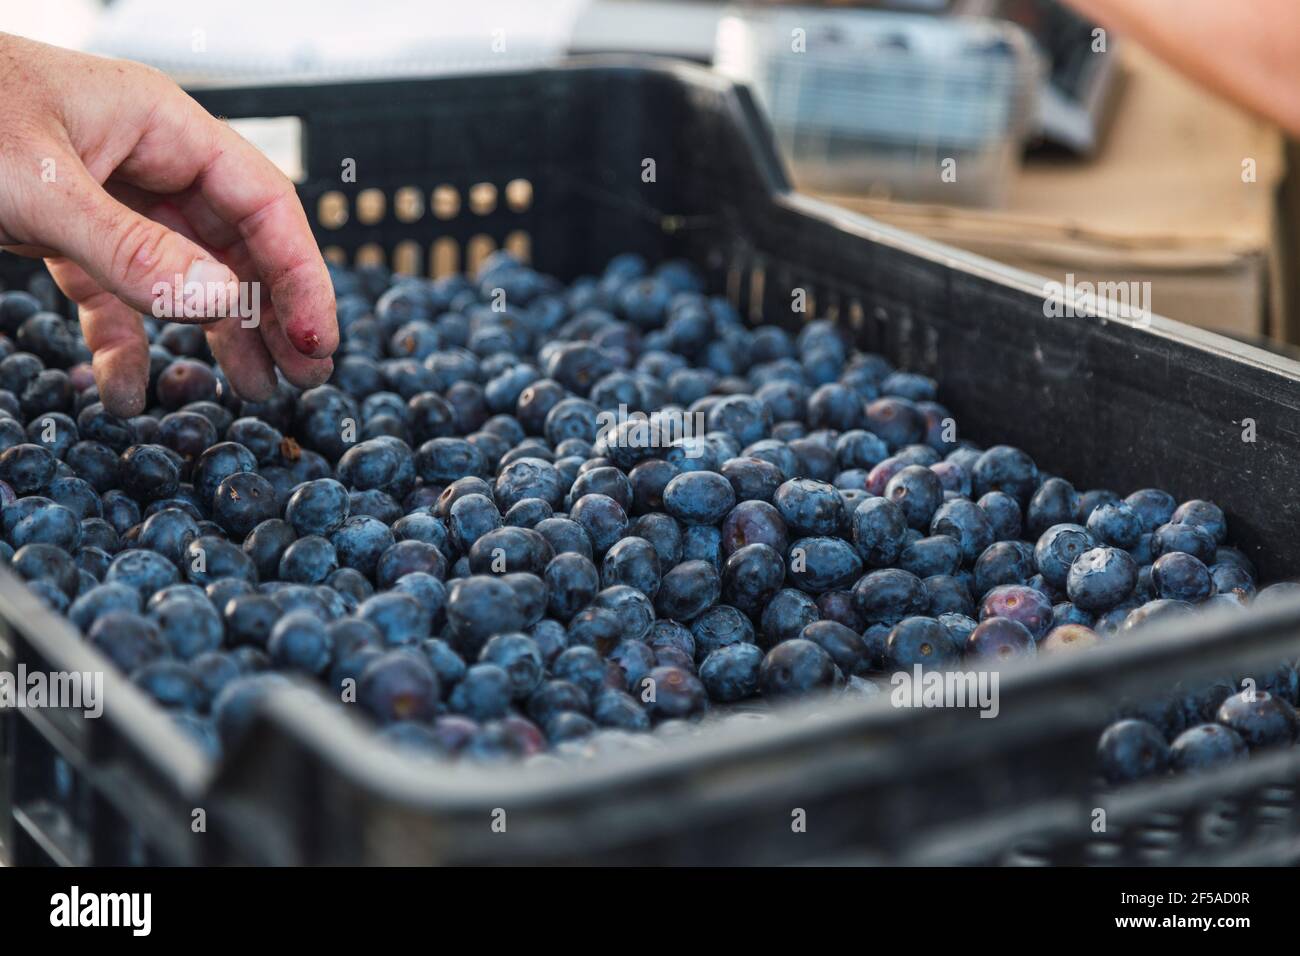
[1025,477,1077,538]
[445,575,525,656]
[740,585,810,649]
[1171,499,1227,544]
[479,632,545,699]
[628,458,682,512]
[184,535,257,587]
[190,651,243,710]
[1066,546,1138,612]
[690,604,755,663]
[680,523,722,568]
[1151,522,1217,564]
[720,499,788,557]
[88,610,167,671]
[1150,551,1213,603]
[929,498,994,565]
[337,437,416,499]
[419,637,467,692]
[898,534,962,579]
[885,616,960,670]
[495,456,565,511]
[1071,489,1117,525]
[69,580,141,631]
[787,535,863,592]
[1086,501,1143,550]
[541,645,604,701]
[329,515,395,578]
[671,644,755,706]
[525,681,591,730]
[569,493,629,554]
[592,689,652,730]
[1215,690,1299,749]
[266,610,333,674]
[0,442,56,493]
[357,591,431,646]
[937,612,978,648]
[1209,562,1254,600]
[359,650,440,723]
[1096,719,1170,784]
[1051,599,1095,627]
[965,617,1037,662]
[754,638,837,697]
[862,398,924,450]
[1034,523,1095,589]
[795,620,866,676]
[211,471,278,538]
[106,547,180,599]
[592,585,656,643]
[191,441,257,507]
[416,436,489,485]
[448,492,502,552]
[663,470,736,526]
[853,568,928,626]
[881,464,944,532]
[217,591,275,647]
[47,476,100,519]
[546,711,598,744]
[157,359,218,409]
[1120,598,1195,633]
[970,540,1030,598]
[150,595,223,660]
[640,664,706,717]
[504,497,553,528]
[1169,723,1248,773]
[979,584,1054,640]
[468,526,553,576]
[605,639,656,694]
[971,445,1038,503]
[704,394,771,447]
[132,660,204,710]
[914,566,969,613]
[601,536,662,596]
[6,498,80,549]
[1124,488,1177,532]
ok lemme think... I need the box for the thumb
[41,164,240,322]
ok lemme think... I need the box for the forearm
[1063,0,1300,134]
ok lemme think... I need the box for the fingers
[213,242,333,390]
[112,190,284,402]
[141,192,330,392]
[45,257,150,417]
[197,129,338,361]
[205,312,280,402]
[111,91,337,361]
[31,157,242,324]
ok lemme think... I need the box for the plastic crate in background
[714,6,1043,205]
[6,59,1300,865]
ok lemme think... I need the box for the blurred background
[3,0,1294,345]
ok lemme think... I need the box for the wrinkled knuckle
[109,215,169,290]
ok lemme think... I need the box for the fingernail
[184,258,238,320]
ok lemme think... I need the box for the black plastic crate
[5,58,1300,866]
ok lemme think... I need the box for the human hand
[0,33,338,417]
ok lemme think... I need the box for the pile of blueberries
[0,251,1294,775]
